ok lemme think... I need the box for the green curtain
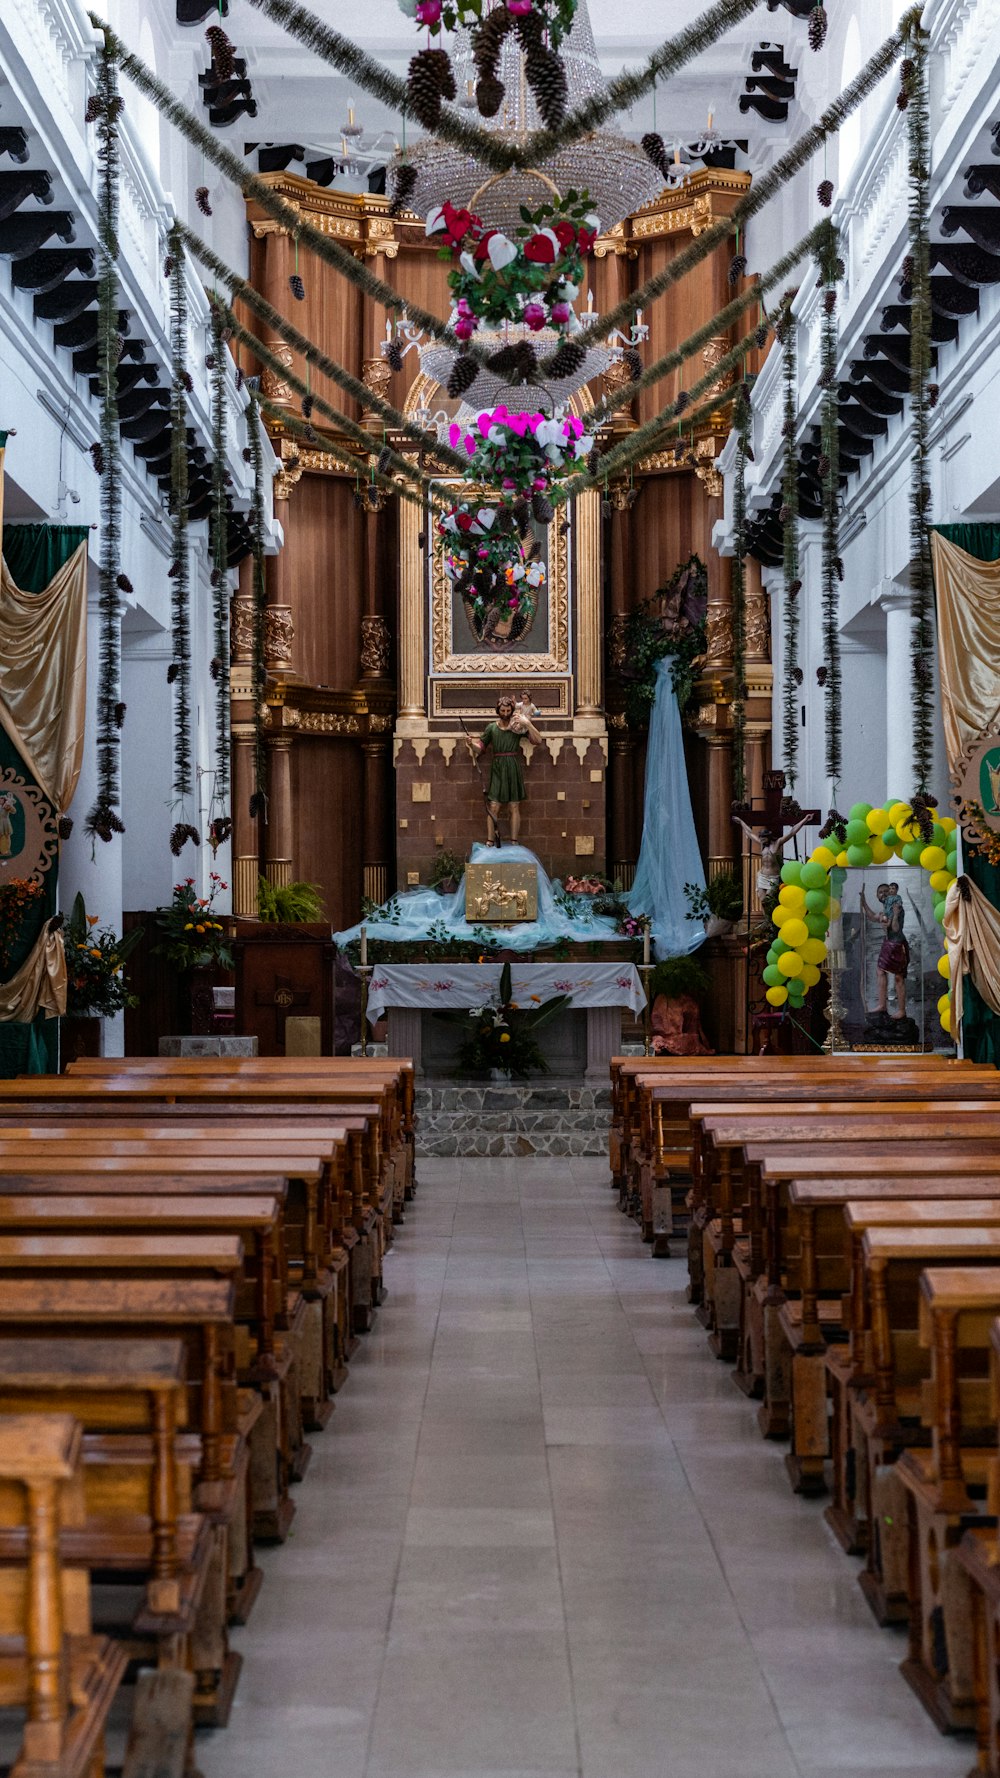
[932,524,1000,1066]
[0,523,84,1077]
[2,523,89,592]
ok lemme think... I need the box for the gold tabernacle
[464,863,539,924]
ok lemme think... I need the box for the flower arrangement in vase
[0,878,45,973]
[63,893,144,1018]
[154,873,234,970]
[427,192,599,340]
[435,960,570,1078]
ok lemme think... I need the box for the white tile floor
[199,1157,971,1778]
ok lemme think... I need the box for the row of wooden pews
[610,1050,1000,1770]
[0,1055,414,1778]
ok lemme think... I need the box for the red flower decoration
[577,228,597,254]
[523,233,556,264]
[553,220,577,247]
[474,229,499,262]
[455,510,475,532]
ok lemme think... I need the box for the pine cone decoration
[113,701,127,728]
[195,186,213,216]
[754,322,769,350]
[84,94,102,124]
[623,348,643,382]
[548,340,587,380]
[167,662,180,684]
[512,496,532,537]
[728,253,748,287]
[817,179,834,208]
[531,491,554,525]
[789,578,802,597]
[206,24,236,79]
[487,343,520,375]
[388,163,418,219]
[249,791,266,820]
[808,3,828,51]
[210,657,221,681]
[476,76,504,116]
[116,572,133,593]
[89,810,114,844]
[674,389,690,416]
[289,273,305,302]
[640,132,670,180]
[472,8,510,75]
[526,47,568,130]
[818,367,835,389]
[601,498,611,519]
[169,823,187,857]
[792,667,803,686]
[823,288,837,315]
[302,393,314,418]
[834,556,845,581]
[818,454,831,480]
[896,87,909,112]
[586,446,600,476]
[89,442,104,475]
[242,447,253,462]
[928,383,939,408]
[377,445,392,475]
[164,255,176,279]
[407,49,446,129]
[447,354,480,399]
[57,815,74,840]
[816,665,828,686]
[386,340,404,373]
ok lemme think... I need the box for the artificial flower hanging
[427,192,598,341]
[449,405,595,500]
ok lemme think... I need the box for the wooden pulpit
[233,921,335,1056]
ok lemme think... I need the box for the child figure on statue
[466,694,542,845]
[509,690,540,735]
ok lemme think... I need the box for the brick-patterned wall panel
[394,736,607,884]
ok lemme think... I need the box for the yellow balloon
[801,964,822,987]
[801,938,827,966]
[869,838,891,864]
[778,884,806,909]
[777,951,804,978]
[929,868,952,894]
[940,816,957,833]
[812,845,837,870]
[836,851,849,868]
[937,952,951,978]
[827,898,842,919]
[896,819,914,842]
[772,904,789,927]
[780,917,809,948]
[889,801,911,825]
[765,985,788,1006]
[920,845,947,872]
[937,991,950,1016]
[866,808,889,834]
[940,1006,952,1034]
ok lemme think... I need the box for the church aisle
[200,1159,968,1778]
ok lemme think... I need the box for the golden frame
[429,479,570,676]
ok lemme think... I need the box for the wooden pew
[954,1315,1000,1776]
[0,1412,127,1778]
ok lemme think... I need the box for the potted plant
[435,960,569,1079]
[257,878,326,924]
[61,893,143,1062]
[428,851,465,897]
[154,873,234,1034]
[684,869,744,937]
[647,955,713,1057]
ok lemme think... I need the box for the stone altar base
[415,1082,612,1157]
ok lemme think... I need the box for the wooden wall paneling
[291,738,365,933]
[281,475,365,692]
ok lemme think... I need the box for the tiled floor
[200,1157,970,1778]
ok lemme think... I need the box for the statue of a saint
[860,880,910,1022]
[732,811,814,906]
[466,694,542,845]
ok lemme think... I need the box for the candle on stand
[643,923,651,967]
[360,923,367,968]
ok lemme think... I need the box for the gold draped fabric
[0,924,67,1023]
[0,541,87,814]
[929,531,1000,770]
[944,876,1000,1031]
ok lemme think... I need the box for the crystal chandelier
[393,1,664,233]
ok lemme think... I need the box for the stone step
[415,1081,611,1157]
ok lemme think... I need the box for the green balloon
[787,984,806,1005]
[881,827,898,848]
[804,889,829,913]
[779,860,803,886]
[932,823,947,849]
[846,844,873,868]
[772,937,789,956]
[805,912,829,937]
[763,965,783,987]
[845,819,869,846]
[800,860,828,890]
[934,901,946,926]
[901,840,924,866]
[849,802,873,821]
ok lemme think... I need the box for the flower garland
[816,221,842,789]
[402,0,577,51]
[208,304,231,801]
[85,35,125,844]
[167,222,195,824]
[428,191,598,340]
[777,293,801,792]
[451,407,594,508]
[245,393,269,823]
[901,16,934,800]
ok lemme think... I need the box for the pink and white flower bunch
[448,406,595,495]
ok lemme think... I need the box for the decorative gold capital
[360,615,392,676]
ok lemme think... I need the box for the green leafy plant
[428,849,466,890]
[649,955,709,1003]
[436,960,570,1078]
[257,877,326,923]
[63,893,144,1017]
[684,870,743,924]
[154,874,233,970]
[620,556,708,728]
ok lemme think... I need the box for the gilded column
[694,555,737,876]
[606,483,637,881]
[397,489,425,723]
[360,493,392,681]
[265,734,294,888]
[362,738,391,906]
[576,487,602,718]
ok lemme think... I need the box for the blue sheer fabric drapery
[627,660,706,958]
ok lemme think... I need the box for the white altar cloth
[366,961,645,1022]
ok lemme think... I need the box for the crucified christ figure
[732,811,814,906]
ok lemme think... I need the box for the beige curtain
[0,925,66,1023]
[930,532,1000,771]
[944,876,1000,1031]
[0,542,87,813]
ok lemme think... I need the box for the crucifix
[255,974,312,1050]
[732,770,821,906]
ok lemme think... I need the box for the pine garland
[244,0,761,175]
[168,222,194,813]
[258,395,449,516]
[209,303,231,801]
[778,294,801,791]
[246,394,269,822]
[731,380,751,803]
[902,17,934,798]
[86,35,125,844]
[817,222,843,788]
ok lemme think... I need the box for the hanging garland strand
[777,293,801,791]
[244,0,760,175]
[86,34,126,844]
[257,395,450,517]
[817,220,843,789]
[208,303,231,801]
[185,228,469,471]
[167,221,195,820]
[731,379,752,804]
[245,394,269,823]
[901,16,934,799]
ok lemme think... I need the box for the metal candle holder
[639,962,655,1057]
[357,964,372,1058]
[822,948,847,1054]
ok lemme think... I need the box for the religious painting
[0,767,57,883]
[832,865,946,1053]
[429,480,570,676]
